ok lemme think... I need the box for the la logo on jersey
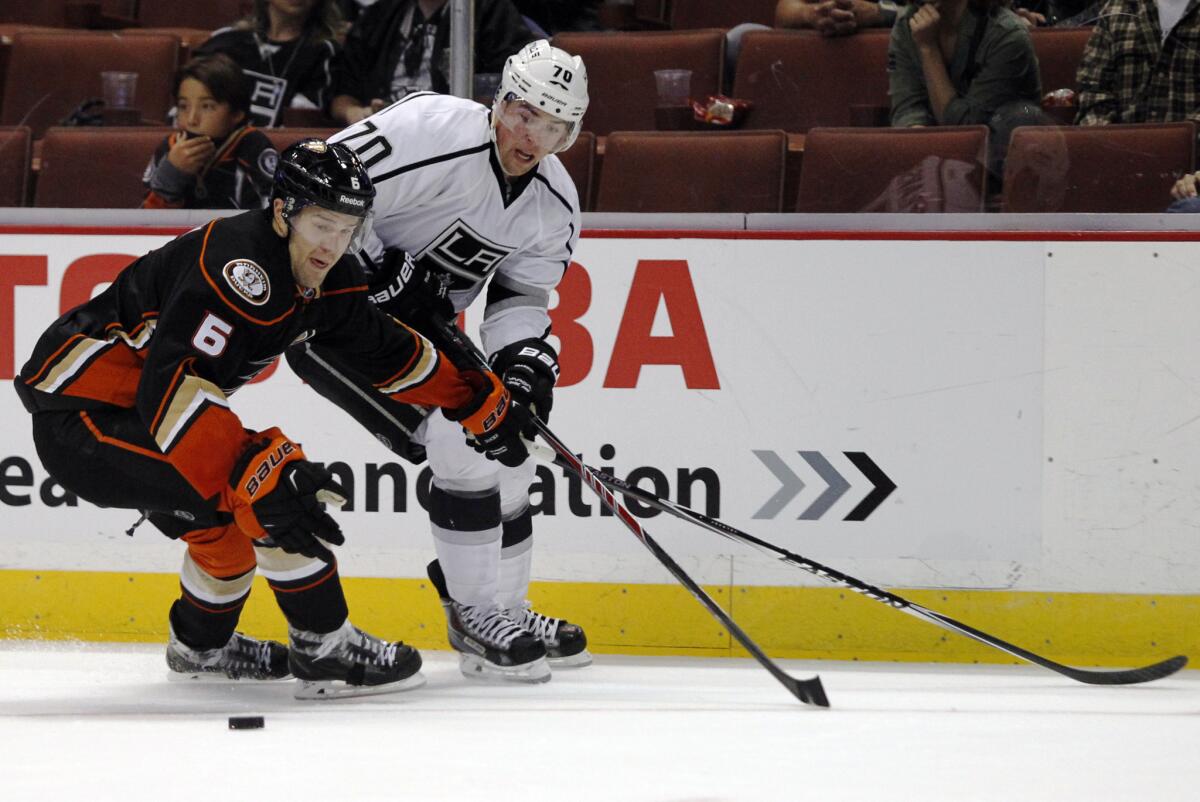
[223,259,271,306]
[420,219,513,281]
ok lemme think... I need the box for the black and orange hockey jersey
[15,210,473,506]
[142,126,277,210]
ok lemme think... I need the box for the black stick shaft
[434,319,829,706]
[579,460,1187,687]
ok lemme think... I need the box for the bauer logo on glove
[243,439,297,498]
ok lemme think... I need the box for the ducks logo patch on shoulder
[222,259,270,306]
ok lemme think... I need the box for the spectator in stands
[1009,0,1104,26]
[888,0,1041,129]
[1075,0,1200,126]
[513,0,602,33]
[143,54,278,210]
[331,0,535,125]
[1167,171,1200,212]
[776,0,902,36]
[194,0,343,127]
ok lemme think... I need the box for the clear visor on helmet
[495,97,575,153]
[288,203,375,255]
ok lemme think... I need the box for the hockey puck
[228,716,265,730]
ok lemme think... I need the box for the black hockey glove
[491,338,559,430]
[367,249,453,335]
[444,369,531,468]
[228,428,347,564]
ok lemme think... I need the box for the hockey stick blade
[567,460,1189,688]
[434,320,828,707]
[534,419,828,708]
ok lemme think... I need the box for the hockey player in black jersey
[289,40,592,682]
[15,139,527,698]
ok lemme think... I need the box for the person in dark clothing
[143,54,278,210]
[331,0,535,125]
[513,0,602,33]
[18,139,528,698]
[194,0,343,127]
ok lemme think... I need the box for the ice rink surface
[0,641,1196,802]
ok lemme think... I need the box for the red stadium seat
[796,126,989,212]
[35,126,169,208]
[555,130,596,212]
[1,32,179,139]
[0,1,69,27]
[1002,122,1195,213]
[136,0,248,31]
[551,30,724,136]
[1029,27,1093,94]
[0,124,29,205]
[595,129,787,212]
[732,29,892,133]
[263,128,341,153]
[669,0,778,28]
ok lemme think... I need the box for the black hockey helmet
[272,138,374,221]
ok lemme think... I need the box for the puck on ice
[228,716,265,730]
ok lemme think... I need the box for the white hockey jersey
[329,92,581,356]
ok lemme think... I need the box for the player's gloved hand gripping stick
[227,428,348,564]
[434,317,829,708]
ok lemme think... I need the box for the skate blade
[458,654,551,684]
[548,649,593,669]
[167,670,293,683]
[294,671,427,700]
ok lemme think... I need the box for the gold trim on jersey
[154,373,231,452]
[31,335,111,394]
[375,330,439,395]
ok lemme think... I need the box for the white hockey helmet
[494,39,588,152]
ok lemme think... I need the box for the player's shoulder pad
[196,212,297,323]
[352,93,491,161]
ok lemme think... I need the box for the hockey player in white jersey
[287,40,591,682]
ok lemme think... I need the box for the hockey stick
[435,320,829,707]
[551,461,1188,687]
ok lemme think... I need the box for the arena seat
[796,126,989,213]
[136,0,247,31]
[35,126,168,208]
[555,130,595,212]
[668,0,779,28]
[732,29,892,133]
[1002,122,1195,213]
[551,30,724,136]
[595,129,787,212]
[0,1,69,27]
[264,128,340,153]
[121,27,218,64]
[1,32,179,139]
[1029,27,1093,94]
[0,124,29,205]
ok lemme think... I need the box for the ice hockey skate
[288,620,426,699]
[509,601,593,668]
[166,625,291,682]
[427,560,550,683]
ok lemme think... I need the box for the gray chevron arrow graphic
[797,451,851,520]
[751,450,804,519]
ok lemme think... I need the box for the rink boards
[0,226,1196,667]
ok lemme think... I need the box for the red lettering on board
[548,261,593,388]
[0,256,49,380]
[60,254,135,313]
[603,260,719,390]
